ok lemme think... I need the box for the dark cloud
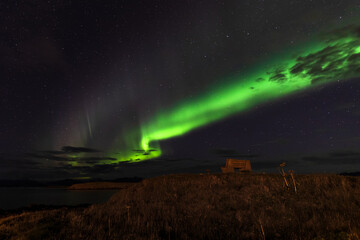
[132,149,145,153]
[54,160,137,176]
[0,158,40,169]
[26,153,69,161]
[61,146,101,153]
[25,147,117,165]
[41,150,66,155]
[329,150,360,158]
[291,46,345,81]
[35,146,102,158]
[132,149,158,153]
[76,157,117,161]
[267,67,287,83]
[269,73,287,83]
[76,157,117,164]
[290,63,305,74]
[140,157,193,163]
[72,164,121,174]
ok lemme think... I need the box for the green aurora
[107,25,360,164]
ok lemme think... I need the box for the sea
[0,187,118,210]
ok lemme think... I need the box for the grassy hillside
[1,173,360,239]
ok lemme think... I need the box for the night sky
[1,0,360,180]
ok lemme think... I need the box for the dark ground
[1,173,360,240]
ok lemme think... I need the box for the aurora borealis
[113,28,360,163]
[2,0,360,180]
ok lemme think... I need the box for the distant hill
[339,172,360,176]
[112,177,143,183]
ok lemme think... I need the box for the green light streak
[107,25,360,164]
[111,148,162,163]
[355,46,360,54]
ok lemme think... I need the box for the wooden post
[279,162,289,188]
[289,170,297,193]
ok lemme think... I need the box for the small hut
[221,158,252,173]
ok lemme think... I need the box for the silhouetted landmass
[1,173,360,239]
[113,177,143,183]
[339,172,360,176]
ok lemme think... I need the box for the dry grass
[1,173,360,239]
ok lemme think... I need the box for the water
[0,187,118,210]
